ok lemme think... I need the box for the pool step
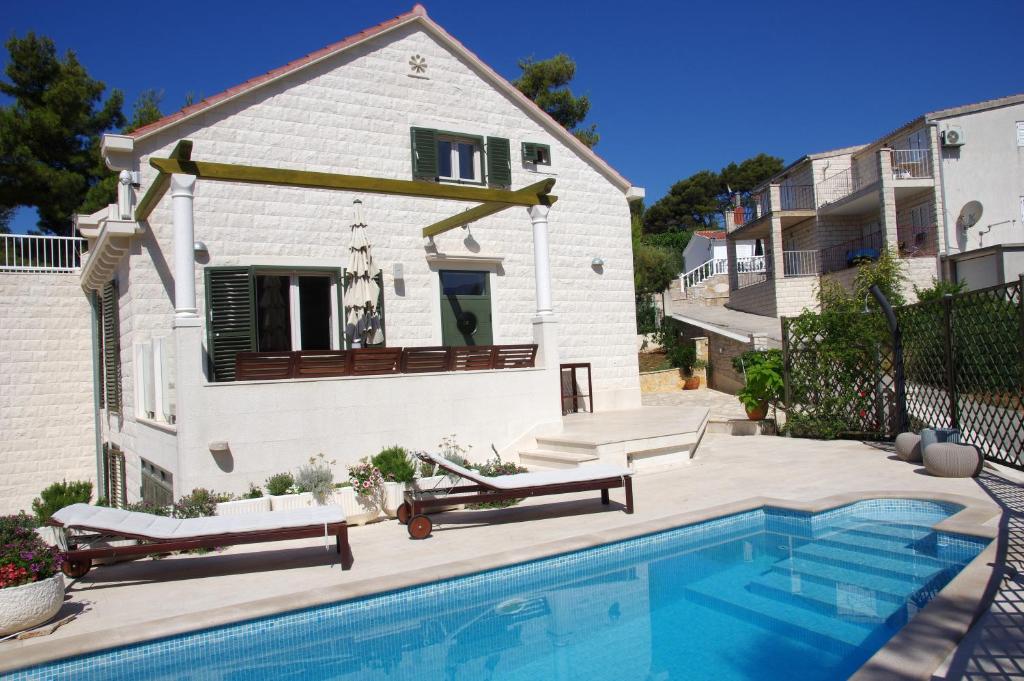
[817,531,925,558]
[829,519,934,543]
[792,543,947,582]
[770,558,921,603]
[684,580,875,657]
[747,571,909,627]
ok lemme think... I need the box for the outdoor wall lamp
[193,241,209,254]
[591,256,605,267]
[393,262,404,280]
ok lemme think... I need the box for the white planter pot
[216,497,272,515]
[0,574,64,636]
[270,493,313,512]
[381,481,408,517]
[332,487,380,526]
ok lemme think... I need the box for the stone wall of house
[774,277,819,318]
[103,20,641,498]
[727,280,776,317]
[0,273,95,514]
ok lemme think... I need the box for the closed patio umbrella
[345,199,381,348]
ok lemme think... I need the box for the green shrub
[173,488,232,519]
[31,480,93,523]
[913,278,966,303]
[125,501,172,516]
[295,454,336,504]
[371,446,417,484]
[241,483,263,499]
[470,456,528,509]
[781,413,848,440]
[265,472,295,497]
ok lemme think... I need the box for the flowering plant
[0,513,63,589]
[347,459,384,498]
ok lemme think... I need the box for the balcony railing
[897,223,937,257]
[735,254,769,289]
[891,149,932,179]
[819,231,885,275]
[783,250,819,277]
[681,257,728,290]
[1,234,85,273]
[739,185,815,226]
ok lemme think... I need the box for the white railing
[681,257,728,289]
[0,234,86,273]
[735,254,769,289]
[891,149,932,179]
[783,250,819,277]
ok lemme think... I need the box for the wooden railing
[234,344,538,381]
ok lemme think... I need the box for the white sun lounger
[398,452,634,539]
[48,503,352,577]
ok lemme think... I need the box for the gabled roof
[927,92,1024,120]
[127,4,635,192]
[694,230,726,240]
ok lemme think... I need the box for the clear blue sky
[4,0,1022,232]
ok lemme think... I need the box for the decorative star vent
[409,54,427,75]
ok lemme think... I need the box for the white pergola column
[171,173,198,319]
[529,204,553,315]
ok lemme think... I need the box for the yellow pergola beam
[421,184,558,239]
[134,140,192,222]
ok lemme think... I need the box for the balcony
[0,234,86,273]
[820,231,886,275]
[816,149,934,215]
[736,184,816,229]
[734,249,817,289]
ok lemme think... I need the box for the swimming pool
[8,498,988,681]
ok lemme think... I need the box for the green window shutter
[410,127,438,179]
[487,136,512,188]
[93,292,105,410]
[374,270,386,347]
[204,267,256,382]
[104,443,127,509]
[101,281,122,414]
[522,142,540,163]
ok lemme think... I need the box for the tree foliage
[0,33,125,235]
[631,213,677,296]
[643,154,784,234]
[514,54,598,147]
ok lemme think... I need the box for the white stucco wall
[939,103,1024,254]
[0,274,96,514]
[102,21,640,498]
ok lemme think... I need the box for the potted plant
[264,472,313,512]
[735,351,784,421]
[371,446,417,517]
[666,344,703,390]
[215,483,271,515]
[0,513,65,636]
[334,459,384,525]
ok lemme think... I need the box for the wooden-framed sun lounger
[398,452,633,539]
[47,503,353,577]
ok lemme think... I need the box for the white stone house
[724,93,1024,319]
[0,6,645,512]
[679,229,760,291]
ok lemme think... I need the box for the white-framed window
[134,341,155,420]
[254,271,341,352]
[436,134,483,183]
[1016,122,1024,147]
[134,337,176,424]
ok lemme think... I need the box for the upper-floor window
[437,135,483,183]
[411,127,512,188]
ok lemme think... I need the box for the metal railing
[740,188,772,225]
[897,223,937,258]
[816,160,880,206]
[0,234,86,273]
[891,149,932,179]
[783,250,819,277]
[819,230,885,275]
[681,257,728,289]
[735,254,769,289]
[779,184,815,211]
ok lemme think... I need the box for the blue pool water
[8,499,988,681]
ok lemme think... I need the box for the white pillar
[171,174,198,319]
[529,204,553,315]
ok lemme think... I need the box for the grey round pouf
[923,442,983,478]
[895,432,922,463]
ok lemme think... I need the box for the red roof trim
[695,230,726,240]
[129,5,427,139]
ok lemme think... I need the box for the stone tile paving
[641,387,747,421]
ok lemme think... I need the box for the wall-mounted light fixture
[193,241,209,254]
[209,440,229,454]
[393,262,404,280]
[591,256,605,267]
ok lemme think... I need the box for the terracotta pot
[745,402,768,421]
[683,376,701,390]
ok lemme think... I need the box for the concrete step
[519,449,599,470]
[705,418,776,436]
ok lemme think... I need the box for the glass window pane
[256,275,291,351]
[298,276,332,350]
[437,140,452,178]
[440,270,487,296]
[457,143,475,180]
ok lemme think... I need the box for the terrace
[817,148,935,216]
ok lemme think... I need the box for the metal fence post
[942,293,959,431]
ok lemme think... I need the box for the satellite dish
[958,201,984,230]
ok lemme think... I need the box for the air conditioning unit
[942,126,965,147]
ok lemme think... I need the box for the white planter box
[216,497,272,515]
[413,475,462,512]
[0,574,64,636]
[381,481,408,517]
[270,492,314,512]
[332,487,380,526]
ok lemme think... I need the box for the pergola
[129,140,560,323]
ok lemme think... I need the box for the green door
[440,270,492,346]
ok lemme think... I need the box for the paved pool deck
[1,433,1013,678]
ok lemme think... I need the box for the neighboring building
[681,230,762,286]
[724,93,1024,319]
[0,6,644,513]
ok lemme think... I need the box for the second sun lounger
[399,452,634,539]
[48,503,353,577]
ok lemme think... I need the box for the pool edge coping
[0,489,1001,676]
